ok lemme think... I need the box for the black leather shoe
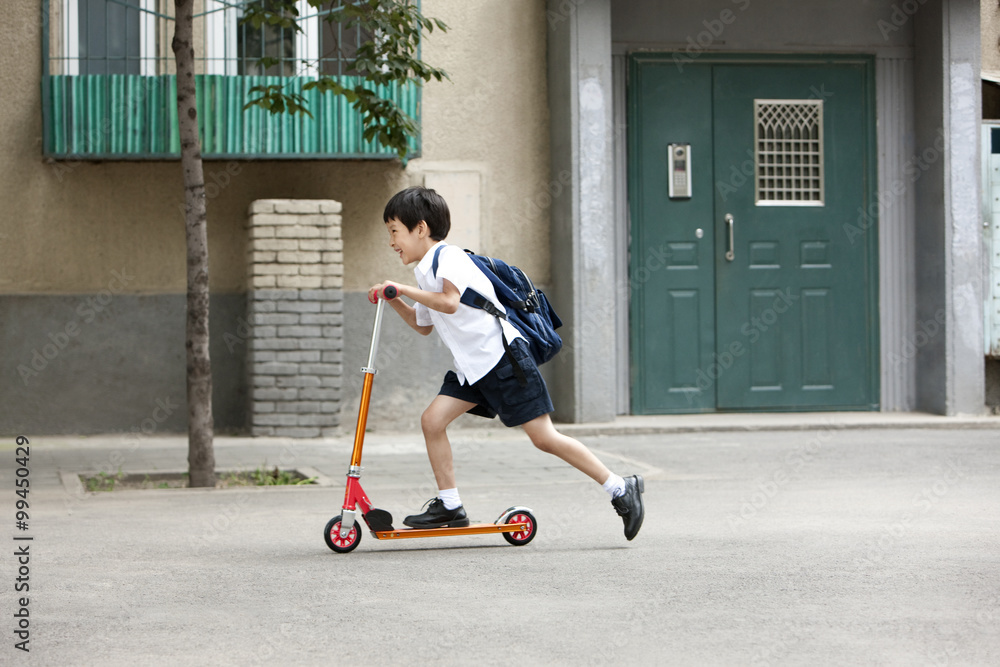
[403,498,470,529]
[611,475,645,541]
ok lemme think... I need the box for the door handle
[725,214,735,261]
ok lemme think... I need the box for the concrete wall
[2,293,246,434]
[982,4,1000,414]
[912,3,948,413]
[913,0,984,415]
[546,0,618,423]
[611,0,913,52]
[1,0,552,435]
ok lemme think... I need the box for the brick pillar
[246,200,344,437]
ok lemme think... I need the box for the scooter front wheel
[324,515,362,553]
[502,510,537,546]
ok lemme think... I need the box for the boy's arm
[368,279,461,335]
[389,299,434,336]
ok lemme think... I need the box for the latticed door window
[754,100,824,205]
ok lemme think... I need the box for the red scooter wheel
[324,515,362,553]
[502,510,537,546]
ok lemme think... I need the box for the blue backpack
[432,246,563,371]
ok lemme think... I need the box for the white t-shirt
[414,242,523,385]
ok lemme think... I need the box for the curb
[555,413,1000,437]
[25,413,1000,453]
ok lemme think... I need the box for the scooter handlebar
[382,285,398,301]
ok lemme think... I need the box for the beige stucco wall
[0,0,550,295]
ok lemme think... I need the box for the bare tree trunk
[173,0,215,487]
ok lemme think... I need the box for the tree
[172,0,215,487]
[170,0,447,487]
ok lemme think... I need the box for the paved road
[4,426,1000,665]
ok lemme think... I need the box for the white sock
[438,488,462,510]
[602,474,626,498]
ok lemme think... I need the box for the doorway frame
[625,52,880,414]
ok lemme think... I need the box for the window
[61,0,156,75]
[205,1,365,77]
[238,1,296,76]
[754,100,824,205]
[80,0,139,74]
[318,7,367,76]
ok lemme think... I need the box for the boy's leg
[520,413,611,483]
[402,394,477,529]
[521,413,645,541]
[420,394,477,490]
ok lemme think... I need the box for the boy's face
[385,217,430,265]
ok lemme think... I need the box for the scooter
[323,285,538,553]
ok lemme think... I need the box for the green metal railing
[41,0,421,160]
[45,73,418,158]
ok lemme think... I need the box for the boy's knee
[421,409,444,435]
[531,435,557,454]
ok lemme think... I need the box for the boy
[368,186,645,541]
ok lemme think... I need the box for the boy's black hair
[383,186,451,241]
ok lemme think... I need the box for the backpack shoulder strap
[460,288,507,321]
[431,244,446,278]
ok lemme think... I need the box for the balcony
[41,0,420,160]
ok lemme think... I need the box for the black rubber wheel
[502,510,537,546]
[324,515,362,553]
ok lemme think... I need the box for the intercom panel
[668,143,692,199]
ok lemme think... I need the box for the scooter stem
[349,294,391,469]
[364,298,388,373]
[349,374,375,469]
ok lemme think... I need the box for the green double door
[629,55,878,413]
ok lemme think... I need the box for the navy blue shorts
[438,339,554,427]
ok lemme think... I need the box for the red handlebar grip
[382,285,398,300]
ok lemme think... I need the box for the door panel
[748,289,786,391]
[801,288,833,388]
[629,62,716,413]
[667,289,702,389]
[712,64,874,409]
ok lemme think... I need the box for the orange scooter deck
[373,521,529,540]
